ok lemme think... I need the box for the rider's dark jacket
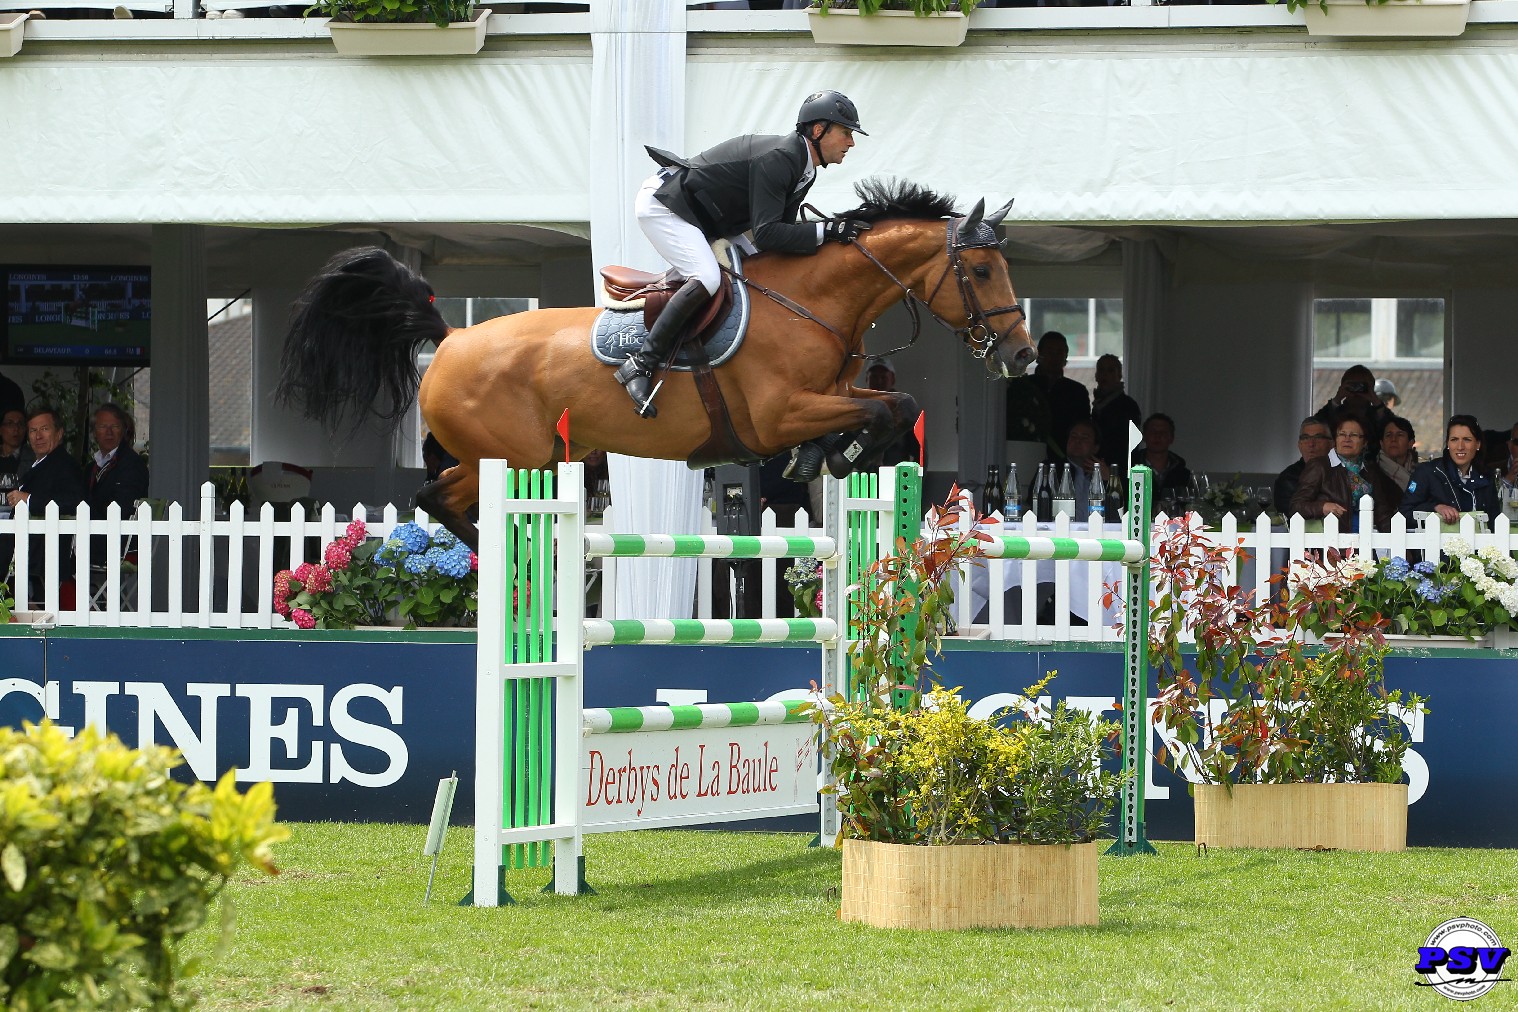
[647,133,821,255]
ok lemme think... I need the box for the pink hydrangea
[304,564,333,593]
[345,519,367,544]
[814,588,823,611]
[292,562,315,586]
[324,540,353,571]
[291,608,316,630]
[274,570,292,597]
[469,551,479,572]
[274,598,291,618]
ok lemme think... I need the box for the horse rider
[617,90,871,426]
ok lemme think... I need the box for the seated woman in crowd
[1376,415,1418,491]
[1401,414,1500,529]
[1290,413,1400,531]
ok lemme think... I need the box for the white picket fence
[7,485,1516,642]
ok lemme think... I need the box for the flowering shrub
[1299,539,1518,640]
[783,558,823,618]
[1143,519,1426,787]
[275,520,394,629]
[375,522,479,627]
[812,678,1127,846]
[272,519,479,630]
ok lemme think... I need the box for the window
[1023,297,1123,360]
[1395,298,1444,359]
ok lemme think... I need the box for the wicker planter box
[840,838,1098,930]
[1194,782,1407,852]
[328,8,491,57]
[1302,0,1470,38]
[806,8,969,48]
[1,12,28,59]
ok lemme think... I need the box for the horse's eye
[973,265,990,280]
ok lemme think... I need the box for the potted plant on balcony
[1,11,28,59]
[810,491,1127,930]
[1146,520,1428,852]
[1269,0,1471,39]
[307,0,491,57]
[807,0,978,48]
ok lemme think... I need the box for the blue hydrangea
[1413,560,1438,577]
[1414,579,1446,603]
[1383,557,1410,581]
[393,522,431,552]
[434,545,473,578]
[403,551,435,575]
[432,528,460,550]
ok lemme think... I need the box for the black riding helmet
[795,90,868,135]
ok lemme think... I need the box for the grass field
[187,824,1518,1010]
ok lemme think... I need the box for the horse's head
[922,198,1037,379]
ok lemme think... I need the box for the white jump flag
[423,771,459,904]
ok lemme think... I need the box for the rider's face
[813,124,855,166]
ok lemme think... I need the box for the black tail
[276,246,449,432]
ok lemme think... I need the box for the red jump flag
[556,408,570,463]
[914,411,926,468]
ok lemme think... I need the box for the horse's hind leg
[416,463,481,551]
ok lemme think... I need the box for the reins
[721,210,1025,384]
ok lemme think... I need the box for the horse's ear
[985,199,1014,228]
[962,198,985,230]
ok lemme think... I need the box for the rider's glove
[823,218,871,244]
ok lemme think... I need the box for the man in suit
[617,90,870,421]
[86,403,149,562]
[3,407,88,602]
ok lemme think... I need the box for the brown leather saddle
[596,264,758,470]
[598,265,731,336]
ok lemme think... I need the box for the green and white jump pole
[470,461,1155,905]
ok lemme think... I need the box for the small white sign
[580,722,817,834]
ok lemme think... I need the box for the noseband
[924,216,1026,360]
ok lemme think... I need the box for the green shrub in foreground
[0,720,288,1010]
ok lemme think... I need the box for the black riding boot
[615,277,709,419]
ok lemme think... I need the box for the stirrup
[615,359,659,419]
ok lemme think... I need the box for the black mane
[835,178,960,224]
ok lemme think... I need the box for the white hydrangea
[1342,556,1377,579]
[1497,585,1518,618]
[1495,556,1518,582]
[1444,536,1472,559]
[1478,545,1506,564]
[1477,575,1501,596]
[1461,557,1487,581]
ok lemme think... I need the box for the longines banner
[0,633,1513,845]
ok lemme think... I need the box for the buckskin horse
[276,179,1036,549]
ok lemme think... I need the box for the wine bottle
[982,465,1002,518]
[1052,463,1075,519]
[1034,462,1054,522]
[1103,470,1125,523]
[1003,463,1021,522]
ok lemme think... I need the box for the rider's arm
[748,147,824,254]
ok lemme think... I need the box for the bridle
[722,210,1026,379]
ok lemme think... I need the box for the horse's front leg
[761,390,916,480]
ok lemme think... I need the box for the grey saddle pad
[590,253,751,371]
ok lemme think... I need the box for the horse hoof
[825,439,867,479]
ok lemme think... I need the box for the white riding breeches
[635,172,723,296]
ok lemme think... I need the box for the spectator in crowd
[1049,418,1110,517]
[0,409,27,483]
[0,371,22,422]
[1291,413,1400,531]
[1005,331,1090,459]
[1374,377,1400,412]
[860,356,921,468]
[1402,414,1500,529]
[1090,353,1140,476]
[1274,417,1332,515]
[87,404,149,516]
[1130,413,1191,497]
[2,408,89,600]
[1377,416,1418,492]
[1314,364,1393,455]
[85,404,150,564]
[1501,421,1518,487]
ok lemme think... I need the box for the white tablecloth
[961,521,1126,627]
